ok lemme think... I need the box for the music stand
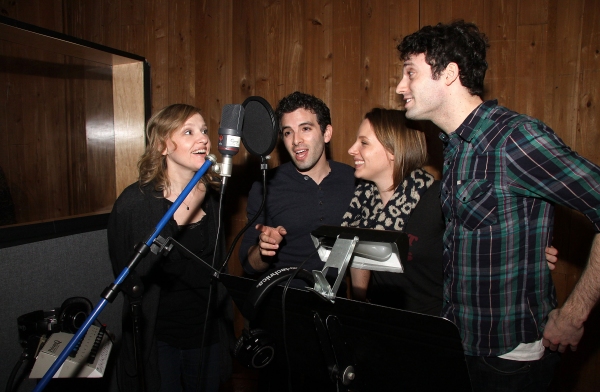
[309,225,408,301]
[221,273,472,392]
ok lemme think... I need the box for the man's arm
[543,233,600,352]
[246,224,287,272]
[350,268,370,301]
[504,124,600,351]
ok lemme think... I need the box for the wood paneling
[3,0,600,389]
[331,0,362,166]
[114,62,146,197]
[0,13,146,224]
[305,0,333,112]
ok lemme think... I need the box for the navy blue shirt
[240,160,356,276]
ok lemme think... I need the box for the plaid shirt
[440,100,600,356]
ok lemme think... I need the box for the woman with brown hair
[108,104,234,391]
[342,108,444,315]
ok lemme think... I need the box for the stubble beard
[292,144,325,173]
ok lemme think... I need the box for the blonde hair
[138,104,220,192]
[364,108,427,191]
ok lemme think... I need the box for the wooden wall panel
[3,0,600,389]
[389,0,420,109]
[3,0,63,31]
[518,0,548,26]
[331,0,361,167]
[195,0,219,129]
[419,0,446,26]
[261,1,284,106]
[360,0,392,116]
[305,0,333,114]
[544,0,581,148]
[101,0,121,49]
[543,0,585,284]
[579,0,600,164]
[452,0,484,23]
[65,59,91,215]
[85,65,116,212]
[514,24,547,119]
[481,0,518,107]
[145,0,169,111]
[0,42,72,223]
[113,62,145,198]
[168,0,195,105]
[281,0,305,95]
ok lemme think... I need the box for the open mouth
[294,149,308,160]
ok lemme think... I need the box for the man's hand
[246,224,288,272]
[542,307,583,353]
[546,246,559,270]
[543,234,600,354]
[256,224,287,257]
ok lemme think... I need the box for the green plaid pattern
[440,100,600,356]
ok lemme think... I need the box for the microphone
[217,104,245,179]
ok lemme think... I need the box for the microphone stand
[217,154,233,196]
[32,156,216,392]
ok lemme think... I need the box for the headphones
[17,297,93,351]
[233,267,314,369]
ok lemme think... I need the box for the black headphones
[233,267,314,369]
[17,297,93,350]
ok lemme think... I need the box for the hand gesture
[256,224,287,257]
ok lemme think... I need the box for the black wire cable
[218,157,269,274]
[5,350,30,392]
[196,157,269,387]
[195,181,226,389]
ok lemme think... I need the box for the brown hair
[364,108,427,191]
[138,104,220,192]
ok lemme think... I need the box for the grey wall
[1,229,122,391]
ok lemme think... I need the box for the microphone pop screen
[241,96,278,157]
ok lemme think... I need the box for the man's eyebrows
[281,121,315,129]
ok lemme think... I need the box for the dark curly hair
[275,91,331,133]
[397,20,489,97]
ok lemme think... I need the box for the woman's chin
[354,170,371,181]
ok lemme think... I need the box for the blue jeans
[157,340,221,392]
[465,349,560,392]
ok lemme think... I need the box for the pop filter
[241,96,278,157]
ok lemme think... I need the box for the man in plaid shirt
[396,20,600,391]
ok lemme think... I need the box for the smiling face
[281,108,332,174]
[396,53,447,122]
[348,119,394,190]
[163,113,210,177]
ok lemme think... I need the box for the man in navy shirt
[239,91,355,289]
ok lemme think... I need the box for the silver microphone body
[217,104,245,179]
